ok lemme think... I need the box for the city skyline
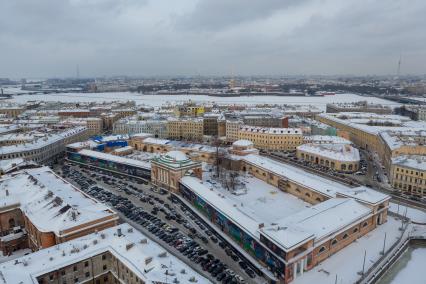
[1,0,426,78]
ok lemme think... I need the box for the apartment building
[0,224,209,284]
[0,167,118,256]
[238,125,303,151]
[390,155,426,197]
[0,126,90,163]
[225,119,243,143]
[296,143,360,173]
[113,119,168,138]
[167,118,204,141]
[326,101,392,114]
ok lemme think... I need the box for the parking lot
[54,161,267,284]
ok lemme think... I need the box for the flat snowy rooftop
[0,167,117,236]
[242,154,389,205]
[0,223,210,284]
[203,174,311,225]
[261,198,372,250]
[78,149,151,170]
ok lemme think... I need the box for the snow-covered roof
[165,150,188,162]
[180,176,374,253]
[242,154,389,205]
[78,149,151,170]
[233,139,253,147]
[380,130,426,150]
[0,158,25,173]
[0,223,210,284]
[262,198,371,249]
[113,146,133,153]
[297,143,360,162]
[0,167,117,236]
[303,135,351,145]
[66,140,99,150]
[143,137,170,145]
[0,127,87,155]
[392,155,426,171]
[239,125,302,135]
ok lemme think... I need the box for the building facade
[238,126,303,151]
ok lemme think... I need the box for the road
[54,161,266,284]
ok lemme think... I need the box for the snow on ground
[7,93,400,111]
[0,249,32,264]
[293,217,403,284]
[377,246,426,284]
[389,202,426,223]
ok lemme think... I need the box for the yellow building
[238,125,303,151]
[390,155,426,197]
[0,106,25,118]
[174,103,205,117]
[317,113,381,153]
[296,143,360,173]
[167,118,204,141]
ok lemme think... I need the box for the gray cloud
[0,0,425,78]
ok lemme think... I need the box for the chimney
[258,223,264,229]
[117,228,122,237]
[6,189,9,196]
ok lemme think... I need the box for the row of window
[395,167,425,177]
[318,222,369,254]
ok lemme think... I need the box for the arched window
[353,227,359,233]
[341,164,347,171]
[305,192,311,198]
[331,239,338,246]
[316,197,322,202]
[343,233,349,240]
[8,218,15,228]
[362,222,368,228]
[319,246,326,254]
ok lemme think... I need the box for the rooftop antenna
[397,54,401,79]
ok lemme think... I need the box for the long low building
[179,174,387,284]
[67,149,151,179]
[296,143,360,173]
[0,126,90,163]
[0,223,210,284]
[0,167,118,255]
[238,126,303,151]
[241,154,389,208]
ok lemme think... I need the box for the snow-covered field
[293,217,403,284]
[7,92,400,111]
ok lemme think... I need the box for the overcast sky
[1,0,425,78]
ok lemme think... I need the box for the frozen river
[377,245,426,284]
[6,92,400,111]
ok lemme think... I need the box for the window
[331,239,338,246]
[85,272,90,277]
[61,270,65,276]
[102,254,106,260]
[84,261,89,267]
[103,264,107,271]
[343,233,349,240]
[319,246,326,253]
[353,227,358,233]
[74,278,78,283]
[73,266,77,272]
[362,222,368,228]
